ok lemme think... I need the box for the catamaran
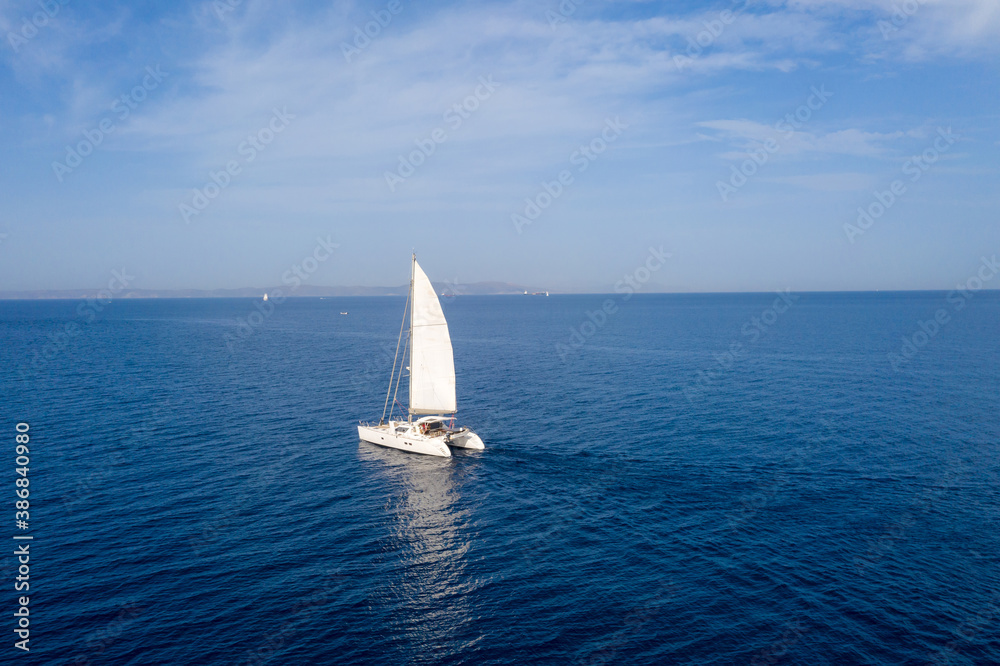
[357,254,484,458]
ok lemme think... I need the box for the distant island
[0,282,549,300]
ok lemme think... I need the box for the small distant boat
[263,293,268,302]
[357,254,484,457]
[340,311,348,315]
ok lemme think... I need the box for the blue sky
[0,0,997,292]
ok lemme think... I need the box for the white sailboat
[357,254,484,458]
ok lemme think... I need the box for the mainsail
[408,259,456,415]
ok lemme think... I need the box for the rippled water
[2,292,999,664]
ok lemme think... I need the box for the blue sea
[2,292,999,665]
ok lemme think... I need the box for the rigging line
[381,287,410,424]
[390,327,410,422]
[407,253,415,421]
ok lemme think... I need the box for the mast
[407,252,415,422]
[380,284,409,425]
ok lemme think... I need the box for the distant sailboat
[357,254,484,457]
[263,293,268,301]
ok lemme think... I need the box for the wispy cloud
[1,0,996,291]
[780,0,1000,58]
[699,119,906,158]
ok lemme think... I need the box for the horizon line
[1,287,998,301]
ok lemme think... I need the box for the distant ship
[523,290,549,296]
[263,293,268,302]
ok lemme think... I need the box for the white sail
[409,259,456,415]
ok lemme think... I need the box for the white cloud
[781,0,1000,58]
[13,0,995,217]
[762,171,876,191]
[698,119,907,158]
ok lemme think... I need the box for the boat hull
[448,429,484,450]
[357,424,452,458]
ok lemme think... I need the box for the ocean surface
[2,292,999,665]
